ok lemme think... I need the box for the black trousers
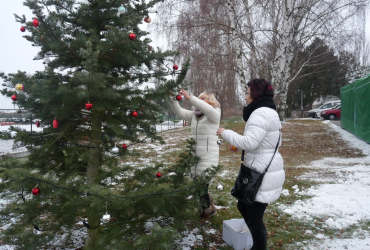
[237,201,268,250]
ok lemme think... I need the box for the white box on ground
[223,219,253,250]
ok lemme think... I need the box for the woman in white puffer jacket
[169,89,221,219]
[216,79,284,250]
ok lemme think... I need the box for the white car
[315,103,341,118]
[307,100,341,118]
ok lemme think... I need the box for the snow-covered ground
[0,124,43,155]
[278,120,370,249]
[1,120,370,249]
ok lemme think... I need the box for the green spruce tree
[0,1,218,249]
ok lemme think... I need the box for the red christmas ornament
[122,144,127,149]
[176,95,182,101]
[173,65,178,70]
[20,26,25,32]
[132,111,138,117]
[11,95,17,101]
[144,16,151,23]
[53,119,58,129]
[129,33,136,40]
[33,18,39,28]
[85,102,93,110]
[32,187,40,195]
[148,45,151,50]
[35,121,40,128]
[156,172,162,178]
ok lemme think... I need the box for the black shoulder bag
[231,132,281,206]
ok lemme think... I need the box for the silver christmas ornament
[217,139,223,145]
[216,184,224,191]
[111,146,119,154]
[118,4,126,14]
[102,202,111,223]
[102,213,111,223]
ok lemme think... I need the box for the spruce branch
[14,14,26,24]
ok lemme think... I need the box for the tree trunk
[227,0,247,100]
[85,112,102,249]
[245,0,258,79]
[271,0,294,118]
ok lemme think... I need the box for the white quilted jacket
[169,96,221,177]
[221,107,285,204]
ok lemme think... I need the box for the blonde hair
[198,92,221,108]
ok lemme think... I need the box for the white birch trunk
[271,0,295,117]
[245,0,258,79]
[227,0,247,101]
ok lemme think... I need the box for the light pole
[301,90,304,118]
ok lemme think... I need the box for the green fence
[340,74,370,143]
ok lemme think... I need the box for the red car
[320,105,341,120]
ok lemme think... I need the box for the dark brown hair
[247,79,274,100]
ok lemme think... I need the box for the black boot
[253,229,267,250]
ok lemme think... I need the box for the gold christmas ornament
[15,84,24,91]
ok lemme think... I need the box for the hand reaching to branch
[179,89,191,100]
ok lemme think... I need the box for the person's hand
[179,89,191,100]
[229,145,239,152]
[216,128,225,136]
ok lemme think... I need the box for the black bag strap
[240,130,281,174]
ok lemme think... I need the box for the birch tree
[269,0,369,116]
[154,0,369,117]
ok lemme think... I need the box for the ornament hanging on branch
[129,33,136,40]
[15,84,24,91]
[176,95,182,101]
[156,172,162,178]
[85,102,93,110]
[53,119,58,129]
[122,144,127,150]
[132,111,138,117]
[102,213,111,223]
[102,202,111,223]
[144,16,151,23]
[11,95,17,101]
[32,184,40,195]
[148,45,151,50]
[216,184,224,191]
[20,26,25,32]
[33,18,39,28]
[111,146,119,155]
[118,4,126,15]
[173,65,178,70]
[35,121,40,128]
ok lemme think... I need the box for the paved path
[331,120,341,127]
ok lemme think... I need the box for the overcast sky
[0,1,44,109]
[1,1,369,109]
